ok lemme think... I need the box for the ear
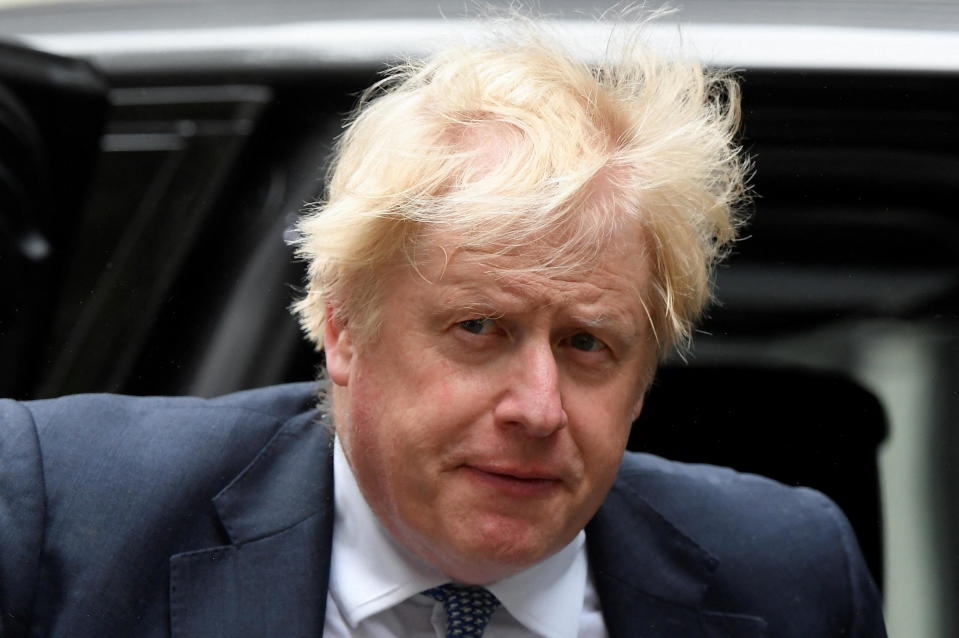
[629,394,645,422]
[324,305,353,387]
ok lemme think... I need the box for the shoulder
[1,383,321,528]
[616,450,837,525]
[613,451,853,564]
[2,380,320,500]
[610,452,884,635]
[10,382,317,464]
[17,380,319,429]
[3,381,319,502]
[0,383,323,632]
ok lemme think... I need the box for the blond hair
[292,20,748,355]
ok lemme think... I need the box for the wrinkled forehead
[411,206,649,274]
[406,225,653,308]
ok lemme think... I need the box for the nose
[493,340,568,437]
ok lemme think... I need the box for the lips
[462,464,563,497]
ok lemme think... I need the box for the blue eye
[459,318,496,335]
[570,333,605,352]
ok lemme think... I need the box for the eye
[458,318,497,335]
[569,332,606,352]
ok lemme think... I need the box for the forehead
[405,231,653,325]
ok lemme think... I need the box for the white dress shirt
[324,437,609,638]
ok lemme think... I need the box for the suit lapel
[586,474,767,638]
[166,410,766,637]
[169,410,335,638]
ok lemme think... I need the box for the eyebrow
[430,280,645,340]
[569,311,642,341]
[430,288,501,318]
[569,312,617,330]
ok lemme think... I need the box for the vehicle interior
[1,1,957,635]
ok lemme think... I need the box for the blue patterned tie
[424,584,502,637]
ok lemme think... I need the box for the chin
[438,515,566,583]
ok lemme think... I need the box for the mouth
[462,465,563,498]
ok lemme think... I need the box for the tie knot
[423,584,501,637]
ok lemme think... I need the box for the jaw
[397,513,568,585]
[385,477,594,585]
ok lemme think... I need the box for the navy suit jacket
[0,383,886,637]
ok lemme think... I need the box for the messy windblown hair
[292,19,749,355]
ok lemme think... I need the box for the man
[0,22,885,638]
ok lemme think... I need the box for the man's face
[326,234,655,584]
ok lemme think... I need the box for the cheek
[566,375,636,426]
[580,428,629,484]
[340,364,408,484]
[566,390,635,472]
[344,361,453,476]
[398,359,491,434]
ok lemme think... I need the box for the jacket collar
[169,408,335,638]
[586,465,767,638]
[169,409,765,638]
[211,410,334,544]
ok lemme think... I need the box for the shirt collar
[329,436,443,625]
[487,529,587,638]
[329,436,588,638]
